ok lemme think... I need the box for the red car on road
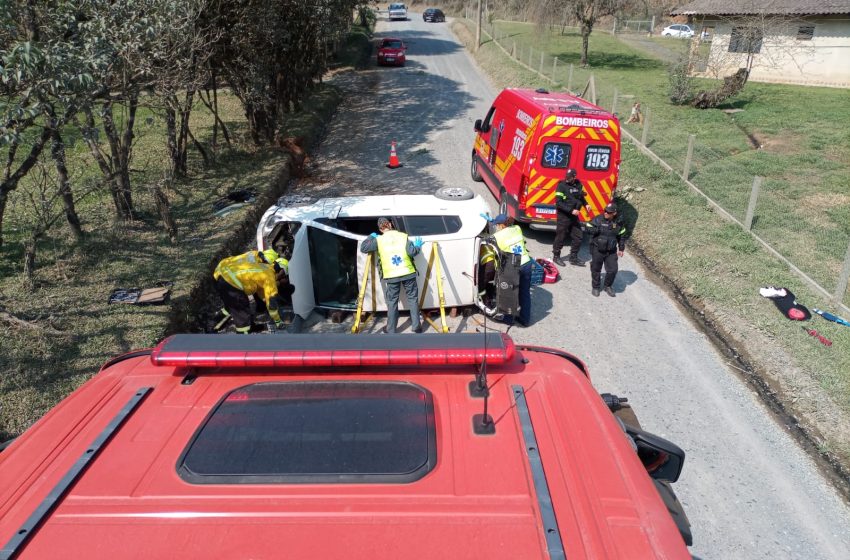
[0,333,692,558]
[377,37,406,66]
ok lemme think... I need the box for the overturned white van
[256,188,493,320]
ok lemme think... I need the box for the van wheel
[434,186,475,201]
[498,190,508,215]
[470,154,483,182]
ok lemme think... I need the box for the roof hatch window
[178,381,436,484]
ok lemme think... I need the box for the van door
[524,139,572,220]
[306,225,360,310]
[289,225,315,319]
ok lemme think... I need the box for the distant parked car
[661,24,694,38]
[376,37,406,66]
[423,8,445,22]
[387,3,407,21]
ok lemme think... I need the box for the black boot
[553,256,567,267]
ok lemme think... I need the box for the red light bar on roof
[150,333,515,369]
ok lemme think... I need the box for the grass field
[453,20,850,465]
[480,21,850,309]
[0,27,372,441]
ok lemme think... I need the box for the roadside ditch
[630,228,850,505]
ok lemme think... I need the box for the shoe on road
[604,287,616,297]
[592,288,600,297]
[568,258,585,267]
[553,256,567,267]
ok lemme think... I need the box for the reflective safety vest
[480,243,498,266]
[494,225,530,265]
[377,230,416,279]
[276,257,290,275]
[213,260,281,322]
[213,251,261,281]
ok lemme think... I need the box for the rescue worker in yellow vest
[213,250,289,333]
[492,214,532,327]
[359,217,423,333]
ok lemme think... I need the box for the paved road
[292,13,850,559]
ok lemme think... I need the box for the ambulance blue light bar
[151,333,516,368]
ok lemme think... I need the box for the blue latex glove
[413,236,424,248]
[370,232,378,238]
[479,212,492,222]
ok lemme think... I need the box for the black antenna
[471,284,495,436]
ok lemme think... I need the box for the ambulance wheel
[434,186,474,201]
[498,190,508,215]
[470,154,483,182]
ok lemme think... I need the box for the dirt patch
[759,130,805,155]
[799,192,850,214]
[630,240,850,505]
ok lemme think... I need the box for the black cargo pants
[553,213,583,260]
[590,246,619,289]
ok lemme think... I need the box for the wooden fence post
[683,134,695,180]
[744,176,762,231]
[528,46,533,67]
[611,88,618,115]
[539,52,544,76]
[567,64,574,91]
[640,105,650,145]
[834,240,850,308]
[552,57,558,81]
[589,74,597,105]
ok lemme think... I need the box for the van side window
[481,106,495,132]
[584,145,612,171]
[540,142,571,168]
[398,215,462,235]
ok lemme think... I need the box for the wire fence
[473,19,850,312]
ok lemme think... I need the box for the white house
[673,0,850,87]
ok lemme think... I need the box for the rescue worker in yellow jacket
[492,214,532,327]
[213,250,289,333]
[359,217,424,333]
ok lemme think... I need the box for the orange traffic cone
[386,140,403,169]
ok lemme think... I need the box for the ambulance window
[481,106,495,131]
[541,142,571,168]
[584,145,612,171]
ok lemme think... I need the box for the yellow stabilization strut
[351,252,378,334]
[418,242,449,334]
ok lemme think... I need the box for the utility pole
[476,0,482,51]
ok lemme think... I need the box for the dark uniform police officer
[553,168,589,267]
[586,202,628,297]
[360,217,424,333]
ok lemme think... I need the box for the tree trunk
[50,129,83,241]
[101,97,137,219]
[0,191,8,249]
[23,237,36,286]
[153,183,178,244]
[177,91,194,175]
[0,126,52,247]
[187,126,210,167]
[166,103,178,174]
[580,23,591,66]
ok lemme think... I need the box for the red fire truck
[472,88,621,228]
[0,334,690,559]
